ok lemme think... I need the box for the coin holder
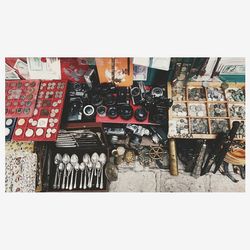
[191,118,208,134]
[168,81,245,140]
[5,80,40,118]
[188,103,207,117]
[172,103,187,116]
[211,119,229,134]
[208,103,227,117]
[12,80,67,141]
[229,104,245,119]
[5,118,17,141]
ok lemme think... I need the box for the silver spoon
[53,153,62,189]
[83,153,90,165]
[69,154,78,190]
[87,161,93,188]
[70,154,79,166]
[66,163,73,190]
[91,152,99,176]
[95,161,101,188]
[61,154,70,189]
[79,162,85,189]
[57,162,65,189]
[99,153,107,190]
[73,162,80,189]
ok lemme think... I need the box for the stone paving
[109,160,245,192]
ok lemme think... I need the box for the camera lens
[83,104,95,117]
[107,106,118,119]
[119,104,133,120]
[97,105,107,117]
[151,87,163,97]
[134,107,147,122]
[104,93,116,106]
[91,94,103,106]
[131,87,140,96]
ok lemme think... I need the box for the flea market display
[4,57,246,192]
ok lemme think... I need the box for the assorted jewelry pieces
[5,80,40,118]
[208,103,227,117]
[52,152,107,190]
[169,118,189,135]
[172,81,186,101]
[188,103,207,117]
[5,118,17,141]
[191,119,208,134]
[207,87,225,101]
[229,104,245,119]
[188,87,206,101]
[172,103,187,116]
[211,119,229,133]
[5,151,37,192]
[225,88,245,102]
[12,81,67,141]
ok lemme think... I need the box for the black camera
[67,97,84,121]
[117,87,129,105]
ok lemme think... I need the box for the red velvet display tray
[12,80,68,141]
[5,80,40,118]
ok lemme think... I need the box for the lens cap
[119,104,133,120]
[134,107,147,122]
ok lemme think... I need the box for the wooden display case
[168,81,245,140]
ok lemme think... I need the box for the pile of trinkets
[211,119,229,133]
[172,103,187,116]
[191,119,208,134]
[188,88,206,101]
[209,103,227,117]
[170,81,245,139]
[188,103,207,117]
[207,87,225,101]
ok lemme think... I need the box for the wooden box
[40,122,109,192]
[168,81,245,140]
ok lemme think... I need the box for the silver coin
[36,128,44,136]
[25,128,34,137]
[18,119,26,126]
[15,128,23,136]
[6,119,13,126]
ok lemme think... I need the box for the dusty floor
[108,160,245,192]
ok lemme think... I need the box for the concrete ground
[108,160,245,192]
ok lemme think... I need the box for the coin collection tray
[168,81,245,140]
[5,80,40,118]
[12,80,67,141]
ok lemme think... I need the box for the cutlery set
[52,152,107,190]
